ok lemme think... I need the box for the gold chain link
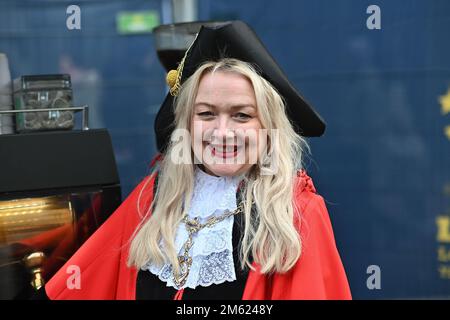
[173,201,245,288]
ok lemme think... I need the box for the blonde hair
[128,58,309,275]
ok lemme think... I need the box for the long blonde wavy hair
[128,58,309,275]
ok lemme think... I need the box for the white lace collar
[142,166,244,290]
[187,166,243,219]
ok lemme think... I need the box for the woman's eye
[234,113,252,120]
[197,111,214,117]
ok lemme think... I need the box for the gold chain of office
[173,200,245,288]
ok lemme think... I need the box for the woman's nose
[212,115,235,143]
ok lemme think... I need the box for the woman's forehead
[194,102,256,112]
[195,71,256,105]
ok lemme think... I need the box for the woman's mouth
[210,144,239,158]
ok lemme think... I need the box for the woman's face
[190,71,265,177]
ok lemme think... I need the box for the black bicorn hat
[154,20,326,153]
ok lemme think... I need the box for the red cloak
[45,171,352,300]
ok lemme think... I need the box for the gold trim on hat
[165,32,199,97]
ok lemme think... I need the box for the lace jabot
[142,167,244,289]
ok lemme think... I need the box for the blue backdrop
[1,0,449,299]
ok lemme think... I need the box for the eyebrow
[194,102,256,111]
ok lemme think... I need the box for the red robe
[45,171,352,300]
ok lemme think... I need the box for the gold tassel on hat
[166,69,180,96]
[166,62,183,96]
[165,32,199,97]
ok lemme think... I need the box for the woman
[42,21,351,300]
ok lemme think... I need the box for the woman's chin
[203,164,249,177]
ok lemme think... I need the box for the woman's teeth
[213,145,237,152]
[210,145,239,157]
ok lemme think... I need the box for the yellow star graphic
[440,89,450,115]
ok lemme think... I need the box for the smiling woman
[191,65,264,177]
[40,21,351,300]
